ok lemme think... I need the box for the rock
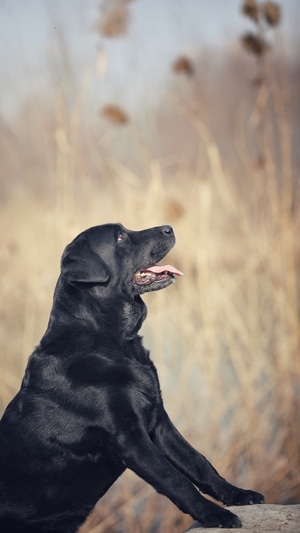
[184,504,300,532]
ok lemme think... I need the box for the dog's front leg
[152,408,264,507]
[114,424,242,528]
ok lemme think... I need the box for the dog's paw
[201,507,242,528]
[225,488,265,506]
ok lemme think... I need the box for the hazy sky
[0,0,299,118]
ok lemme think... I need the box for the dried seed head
[263,2,281,27]
[164,199,185,222]
[101,105,129,124]
[92,1,133,38]
[242,0,260,22]
[172,57,195,77]
[252,75,265,87]
[99,6,129,38]
[241,32,269,56]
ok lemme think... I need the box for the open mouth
[133,264,184,289]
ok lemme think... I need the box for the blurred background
[0,0,299,531]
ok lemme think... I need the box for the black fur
[0,224,264,532]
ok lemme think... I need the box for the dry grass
[0,3,299,531]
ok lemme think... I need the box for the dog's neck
[41,279,147,350]
[121,296,147,339]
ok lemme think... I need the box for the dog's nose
[161,225,173,236]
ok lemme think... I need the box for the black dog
[0,224,264,532]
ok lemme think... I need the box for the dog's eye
[117,232,127,242]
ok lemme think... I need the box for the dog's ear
[61,238,109,285]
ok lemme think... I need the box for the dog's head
[61,223,183,297]
[43,224,183,342]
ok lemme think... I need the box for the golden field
[0,2,299,531]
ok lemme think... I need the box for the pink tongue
[144,265,184,276]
